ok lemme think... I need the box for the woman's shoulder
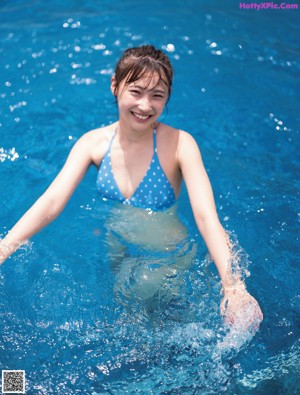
[157,124,202,167]
[81,124,116,144]
[77,123,117,165]
[156,123,197,144]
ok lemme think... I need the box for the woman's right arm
[0,132,95,265]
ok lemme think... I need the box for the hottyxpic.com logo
[239,2,299,10]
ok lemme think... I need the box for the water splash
[237,340,300,394]
[0,147,19,162]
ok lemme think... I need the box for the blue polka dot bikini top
[96,129,176,211]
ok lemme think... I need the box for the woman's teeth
[132,112,150,120]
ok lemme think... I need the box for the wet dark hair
[113,45,173,102]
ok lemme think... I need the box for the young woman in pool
[0,45,262,326]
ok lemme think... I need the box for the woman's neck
[116,121,153,144]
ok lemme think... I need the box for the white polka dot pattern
[96,130,176,211]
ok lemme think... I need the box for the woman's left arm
[177,131,231,288]
[177,131,263,324]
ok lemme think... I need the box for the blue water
[0,0,299,394]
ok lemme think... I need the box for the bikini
[96,129,176,210]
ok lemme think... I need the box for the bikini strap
[106,129,117,155]
[153,128,157,152]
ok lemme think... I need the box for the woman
[0,45,263,326]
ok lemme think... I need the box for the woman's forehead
[129,72,168,90]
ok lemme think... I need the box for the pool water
[0,1,299,394]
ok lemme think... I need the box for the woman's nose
[137,96,152,112]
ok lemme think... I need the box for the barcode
[2,370,25,394]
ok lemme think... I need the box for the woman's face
[111,72,169,130]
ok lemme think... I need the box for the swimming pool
[0,0,299,394]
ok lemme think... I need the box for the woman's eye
[130,90,141,95]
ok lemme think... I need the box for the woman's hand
[220,284,263,332]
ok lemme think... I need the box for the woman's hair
[113,45,173,102]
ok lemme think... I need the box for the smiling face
[110,46,173,132]
[111,72,169,131]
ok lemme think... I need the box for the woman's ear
[111,75,117,97]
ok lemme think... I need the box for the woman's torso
[88,122,183,209]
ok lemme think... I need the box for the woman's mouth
[131,112,152,121]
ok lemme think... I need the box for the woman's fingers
[221,291,263,330]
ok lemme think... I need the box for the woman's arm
[177,131,263,324]
[0,133,94,264]
[177,131,232,289]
